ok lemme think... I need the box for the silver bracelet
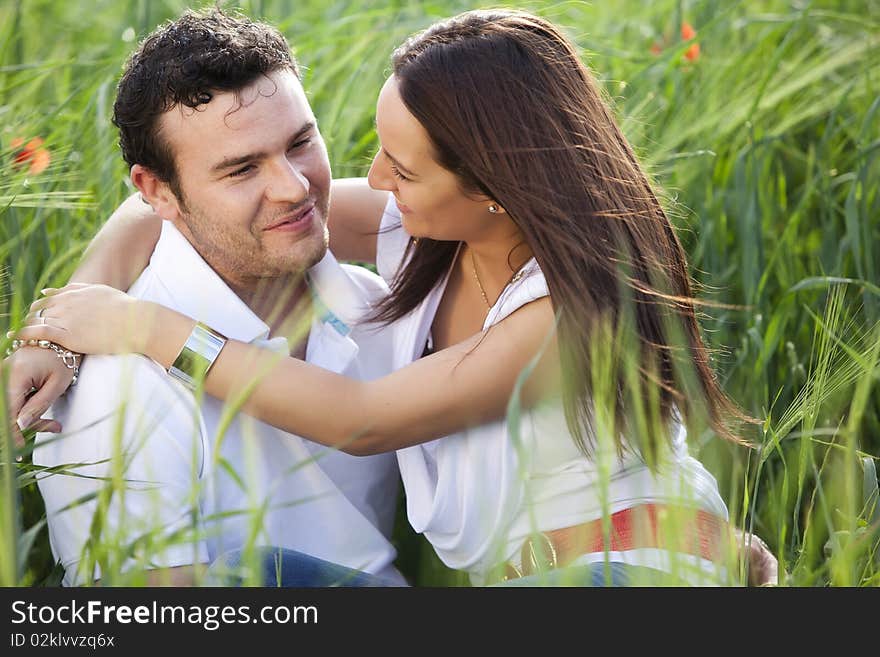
[7,339,80,386]
[167,322,227,390]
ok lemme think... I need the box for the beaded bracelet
[6,339,80,386]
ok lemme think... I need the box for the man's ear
[130,164,183,222]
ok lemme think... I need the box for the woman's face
[367,76,499,242]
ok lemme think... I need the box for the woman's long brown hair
[370,9,753,458]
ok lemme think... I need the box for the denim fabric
[206,546,682,587]
[206,547,408,587]
[492,561,683,586]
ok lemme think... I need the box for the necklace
[470,250,528,309]
[470,251,492,308]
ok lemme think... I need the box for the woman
[11,9,763,586]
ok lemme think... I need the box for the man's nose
[266,158,310,204]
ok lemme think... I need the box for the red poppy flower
[680,21,700,62]
[650,21,700,62]
[681,21,696,41]
[11,136,51,175]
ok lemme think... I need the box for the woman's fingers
[36,283,89,298]
[23,308,65,327]
[28,283,91,312]
[24,310,48,326]
[13,284,134,355]
[29,297,50,313]
[7,324,68,345]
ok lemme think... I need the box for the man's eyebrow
[211,121,317,173]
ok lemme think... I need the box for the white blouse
[376,196,729,584]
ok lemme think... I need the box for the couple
[7,8,775,586]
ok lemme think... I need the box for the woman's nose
[367,149,396,192]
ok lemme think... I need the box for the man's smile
[263,202,316,233]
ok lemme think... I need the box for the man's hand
[3,347,69,452]
[734,528,780,586]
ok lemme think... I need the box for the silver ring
[35,308,44,319]
[39,316,46,325]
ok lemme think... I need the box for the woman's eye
[229,165,254,178]
[390,165,409,181]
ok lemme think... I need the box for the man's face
[157,68,331,291]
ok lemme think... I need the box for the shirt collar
[303,250,370,373]
[150,222,270,344]
[305,250,374,337]
[149,221,363,371]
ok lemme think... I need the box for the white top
[35,221,404,586]
[377,195,729,585]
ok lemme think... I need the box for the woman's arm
[21,286,559,456]
[196,297,558,455]
[326,178,389,264]
[72,192,162,287]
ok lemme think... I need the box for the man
[9,9,403,586]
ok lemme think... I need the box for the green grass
[1,0,878,586]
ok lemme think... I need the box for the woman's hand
[10,283,150,356]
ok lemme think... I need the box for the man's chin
[274,243,327,276]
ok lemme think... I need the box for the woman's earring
[488,204,500,214]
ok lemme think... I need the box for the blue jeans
[205,547,408,587]
[492,561,683,586]
[206,547,676,587]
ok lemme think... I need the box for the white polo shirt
[35,221,403,586]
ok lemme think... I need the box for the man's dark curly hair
[113,7,299,198]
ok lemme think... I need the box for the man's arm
[327,178,389,264]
